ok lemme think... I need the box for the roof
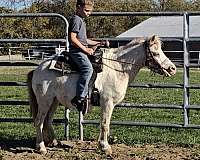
[117,16,200,38]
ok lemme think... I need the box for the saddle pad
[49,56,78,73]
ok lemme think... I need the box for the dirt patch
[1,140,200,160]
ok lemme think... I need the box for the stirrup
[71,96,88,115]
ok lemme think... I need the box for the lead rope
[101,57,141,66]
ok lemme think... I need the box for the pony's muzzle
[164,65,176,77]
[169,65,176,75]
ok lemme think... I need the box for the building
[117,16,200,38]
[117,16,200,66]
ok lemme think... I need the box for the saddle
[49,49,103,74]
[49,49,103,109]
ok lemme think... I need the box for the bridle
[144,40,170,76]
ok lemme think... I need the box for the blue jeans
[70,51,93,98]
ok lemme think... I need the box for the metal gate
[0,12,200,141]
[0,13,70,139]
[78,11,200,140]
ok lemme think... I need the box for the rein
[101,57,140,66]
[96,40,169,76]
[96,42,147,67]
[97,41,152,67]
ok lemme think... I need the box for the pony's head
[145,35,176,77]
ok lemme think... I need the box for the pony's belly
[54,76,78,108]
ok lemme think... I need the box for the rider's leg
[70,51,93,114]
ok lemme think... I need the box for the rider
[69,0,102,114]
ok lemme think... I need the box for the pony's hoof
[98,143,113,156]
[52,139,59,147]
[104,147,112,156]
[39,148,47,155]
[36,142,47,154]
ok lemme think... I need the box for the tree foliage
[0,0,200,46]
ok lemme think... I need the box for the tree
[86,0,156,38]
[0,0,198,41]
[189,0,200,11]
[158,0,189,11]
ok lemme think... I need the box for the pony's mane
[114,38,145,54]
[112,36,162,56]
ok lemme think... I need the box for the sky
[0,0,33,10]
[0,0,67,10]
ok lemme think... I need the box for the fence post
[79,112,83,141]
[64,109,70,140]
[183,13,190,126]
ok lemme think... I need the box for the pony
[27,35,176,155]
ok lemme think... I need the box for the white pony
[27,35,176,155]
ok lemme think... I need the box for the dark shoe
[71,96,88,115]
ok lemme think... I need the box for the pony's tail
[27,70,38,122]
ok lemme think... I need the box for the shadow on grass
[0,137,74,154]
[0,137,36,151]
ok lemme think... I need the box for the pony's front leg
[98,98,114,155]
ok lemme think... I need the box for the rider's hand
[85,48,94,55]
[101,40,110,47]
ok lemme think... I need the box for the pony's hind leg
[35,98,54,154]
[43,98,59,147]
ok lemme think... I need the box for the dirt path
[1,141,200,160]
[0,55,25,61]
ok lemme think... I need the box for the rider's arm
[87,39,101,46]
[87,39,110,48]
[70,32,94,55]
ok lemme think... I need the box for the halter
[144,40,170,76]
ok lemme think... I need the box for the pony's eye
[151,50,159,56]
[153,52,159,56]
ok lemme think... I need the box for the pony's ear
[150,35,156,42]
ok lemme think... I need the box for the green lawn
[1,66,200,146]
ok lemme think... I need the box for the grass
[1,66,200,147]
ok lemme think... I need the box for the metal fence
[78,11,200,140]
[0,12,200,141]
[0,13,70,139]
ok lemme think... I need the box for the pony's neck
[115,43,146,81]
